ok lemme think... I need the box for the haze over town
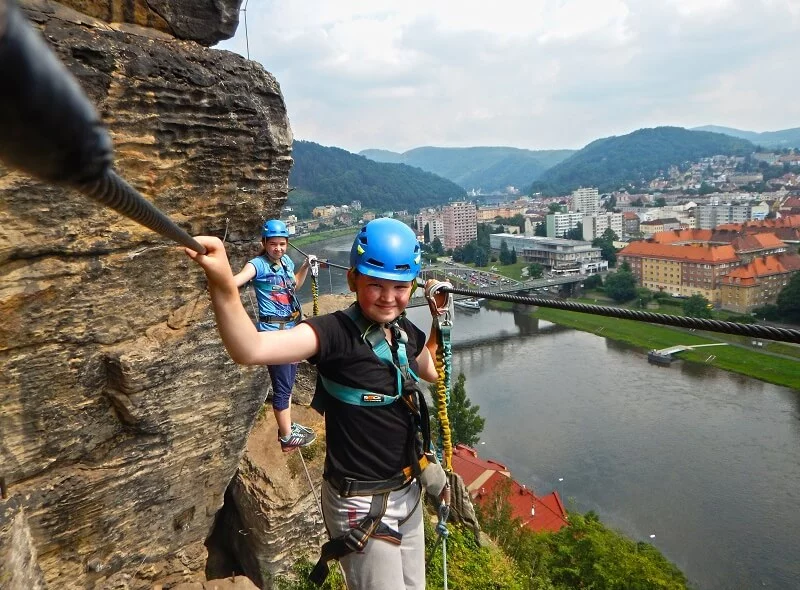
[218,0,799,153]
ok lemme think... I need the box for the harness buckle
[344,526,371,552]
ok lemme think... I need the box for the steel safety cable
[439,285,800,344]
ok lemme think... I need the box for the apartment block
[697,203,754,229]
[414,208,445,243]
[582,212,624,241]
[720,253,800,313]
[618,241,740,302]
[571,187,600,216]
[442,202,477,250]
[546,212,584,238]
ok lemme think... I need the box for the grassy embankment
[291,226,356,248]
[479,263,800,390]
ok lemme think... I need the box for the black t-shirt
[305,310,426,482]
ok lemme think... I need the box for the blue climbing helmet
[262,219,289,239]
[350,218,421,282]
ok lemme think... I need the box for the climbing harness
[309,303,439,586]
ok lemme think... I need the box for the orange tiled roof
[722,253,800,284]
[619,241,739,263]
[730,232,787,252]
[650,229,714,244]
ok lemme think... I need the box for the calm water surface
[298,236,800,590]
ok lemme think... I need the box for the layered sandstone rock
[0,1,297,587]
[48,0,242,45]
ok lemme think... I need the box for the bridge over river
[407,264,589,308]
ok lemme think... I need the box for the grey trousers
[321,479,425,590]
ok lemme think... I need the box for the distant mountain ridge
[359,146,574,192]
[531,126,756,195]
[288,140,466,216]
[691,125,800,149]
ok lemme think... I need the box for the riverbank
[522,305,800,390]
[291,227,356,248]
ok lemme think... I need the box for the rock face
[0,1,295,588]
[50,0,243,45]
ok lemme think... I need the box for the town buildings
[618,216,800,310]
[489,234,608,274]
[442,201,478,250]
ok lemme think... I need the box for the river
[293,236,800,590]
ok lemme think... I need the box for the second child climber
[186,217,449,590]
[233,219,316,452]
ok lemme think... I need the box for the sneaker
[291,422,315,435]
[279,424,317,453]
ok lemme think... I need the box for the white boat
[454,297,483,310]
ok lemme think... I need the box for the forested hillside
[360,146,574,192]
[692,125,800,149]
[531,127,755,195]
[289,141,465,215]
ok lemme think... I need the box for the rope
[298,450,323,520]
[438,285,800,344]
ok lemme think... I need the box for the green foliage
[429,373,485,447]
[499,240,513,265]
[583,273,603,289]
[776,273,800,323]
[636,287,653,308]
[431,237,445,255]
[478,485,688,590]
[360,145,575,192]
[496,213,527,232]
[289,141,466,213]
[424,513,526,589]
[682,294,713,318]
[564,222,583,241]
[528,263,544,279]
[604,269,637,302]
[752,303,780,321]
[530,127,755,195]
[272,557,346,590]
[592,229,618,267]
[534,222,547,237]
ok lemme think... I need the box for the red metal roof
[450,444,568,534]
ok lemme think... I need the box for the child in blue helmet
[187,218,449,590]
[233,219,316,452]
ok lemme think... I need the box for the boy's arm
[186,237,319,365]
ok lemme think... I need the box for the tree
[510,248,517,264]
[565,222,583,241]
[604,269,637,302]
[499,240,512,265]
[654,196,667,207]
[431,237,444,255]
[583,273,603,289]
[534,222,547,237]
[429,373,485,448]
[528,263,544,279]
[683,294,713,318]
[776,273,800,323]
[548,202,563,213]
[424,223,431,244]
[592,229,618,267]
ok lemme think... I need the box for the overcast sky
[217,0,799,154]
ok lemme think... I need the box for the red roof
[472,472,569,533]
[451,444,568,534]
[721,253,800,284]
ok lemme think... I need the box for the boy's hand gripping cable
[0,0,206,254]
